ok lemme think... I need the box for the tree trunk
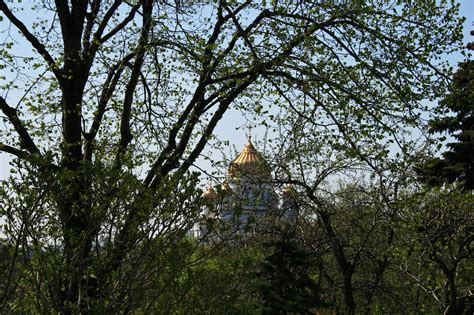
[318,211,356,314]
[443,270,459,315]
[57,178,95,313]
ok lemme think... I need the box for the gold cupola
[228,135,271,180]
[220,180,233,193]
[202,185,218,200]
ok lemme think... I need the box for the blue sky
[202,0,474,176]
[0,1,473,180]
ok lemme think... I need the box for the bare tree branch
[0,143,28,158]
[116,0,153,164]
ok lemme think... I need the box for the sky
[0,1,473,181]
[198,0,474,179]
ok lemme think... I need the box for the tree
[396,188,473,315]
[418,30,474,190]
[0,0,464,312]
[255,227,322,314]
[283,180,399,314]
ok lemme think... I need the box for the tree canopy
[0,0,467,313]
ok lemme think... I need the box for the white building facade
[191,137,277,239]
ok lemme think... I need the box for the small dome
[202,186,217,200]
[220,181,233,193]
[228,139,271,179]
[283,184,297,196]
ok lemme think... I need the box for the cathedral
[191,135,297,239]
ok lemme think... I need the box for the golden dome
[283,184,297,197]
[228,139,271,179]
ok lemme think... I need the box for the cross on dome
[228,131,271,179]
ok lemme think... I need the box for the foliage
[396,188,474,315]
[0,0,467,312]
[145,245,263,314]
[0,161,207,312]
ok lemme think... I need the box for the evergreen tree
[256,228,322,314]
[418,31,474,190]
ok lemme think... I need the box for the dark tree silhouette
[256,228,322,314]
[418,30,474,190]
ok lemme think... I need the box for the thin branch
[83,52,135,161]
[0,1,63,84]
[98,1,142,44]
[82,0,101,53]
